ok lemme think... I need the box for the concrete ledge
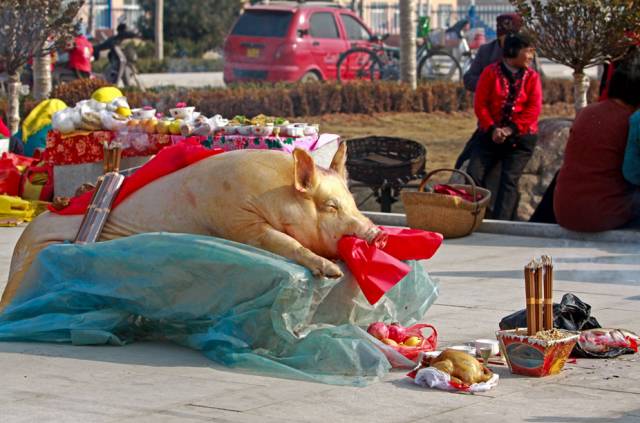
[363,211,640,244]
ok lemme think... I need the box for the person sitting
[466,33,542,221]
[623,109,640,187]
[554,55,640,232]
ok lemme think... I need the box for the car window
[341,14,371,41]
[309,12,340,39]
[231,11,293,37]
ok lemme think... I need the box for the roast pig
[1,143,383,309]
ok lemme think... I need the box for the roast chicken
[428,349,493,386]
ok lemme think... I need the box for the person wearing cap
[466,33,542,221]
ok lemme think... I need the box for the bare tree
[0,0,83,133]
[400,0,417,89]
[155,0,164,61]
[33,49,52,101]
[510,0,640,112]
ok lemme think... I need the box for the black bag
[499,293,601,332]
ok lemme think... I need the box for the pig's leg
[248,224,343,279]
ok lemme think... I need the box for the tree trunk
[33,52,52,101]
[155,0,164,61]
[88,0,95,36]
[573,72,590,113]
[400,0,417,89]
[7,72,21,135]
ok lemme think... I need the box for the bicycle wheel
[417,50,462,82]
[337,48,383,83]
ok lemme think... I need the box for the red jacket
[68,35,94,73]
[474,62,542,135]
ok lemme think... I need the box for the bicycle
[336,18,462,83]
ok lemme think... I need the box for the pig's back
[102,149,295,238]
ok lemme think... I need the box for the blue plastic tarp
[0,233,439,386]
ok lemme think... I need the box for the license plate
[246,48,260,58]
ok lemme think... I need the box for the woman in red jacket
[466,33,542,220]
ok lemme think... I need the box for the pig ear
[329,141,348,181]
[293,148,318,193]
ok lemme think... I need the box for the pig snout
[363,225,387,248]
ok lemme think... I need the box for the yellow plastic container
[0,195,35,221]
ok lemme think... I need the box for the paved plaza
[1,224,639,422]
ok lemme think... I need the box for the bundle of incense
[534,260,544,334]
[542,255,554,330]
[102,142,123,173]
[524,260,536,336]
[74,172,125,244]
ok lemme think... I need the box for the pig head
[1,142,381,309]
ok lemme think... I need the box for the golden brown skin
[429,349,493,386]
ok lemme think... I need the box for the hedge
[2,78,599,120]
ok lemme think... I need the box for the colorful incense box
[496,329,579,377]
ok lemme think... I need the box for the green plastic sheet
[0,233,439,386]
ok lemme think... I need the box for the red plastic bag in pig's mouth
[338,227,443,305]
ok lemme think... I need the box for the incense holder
[495,329,579,377]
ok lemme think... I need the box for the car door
[308,11,347,80]
[340,13,374,50]
[338,13,378,80]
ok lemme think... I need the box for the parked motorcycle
[93,23,145,91]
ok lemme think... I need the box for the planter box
[496,329,579,377]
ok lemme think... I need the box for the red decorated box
[45,130,200,166]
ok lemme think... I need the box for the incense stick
[534,260,544,335]
[542,255,554,330]
[525,260,536,336]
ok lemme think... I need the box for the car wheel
[300,72,320,83]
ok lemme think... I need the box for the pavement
[137,60,598,88]
[1,223,639,422]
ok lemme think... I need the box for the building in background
[77,0,143,37]
[353,0,513,38]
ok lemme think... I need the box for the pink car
[223,3,377,84]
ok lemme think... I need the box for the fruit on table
[169,119,183,135]
[403,336,423,347]
[367,322,389,340]
[381,338,398,347]
[388,323,408,343]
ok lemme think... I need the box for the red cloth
[433,184,482,202]
[68,35,94,74]
[0,117,10,138]
[554,100,637,232]
[49,139,224,215]
[474,62,542,135]
[338,227,443,305]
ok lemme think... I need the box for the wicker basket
[401,168,491,239]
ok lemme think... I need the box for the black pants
[530,172,558,223]
[467,132,537,221]
[454,129,481,169]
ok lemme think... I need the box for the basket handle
[417,168,484,229]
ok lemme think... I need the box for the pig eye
[324,201,339,212]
